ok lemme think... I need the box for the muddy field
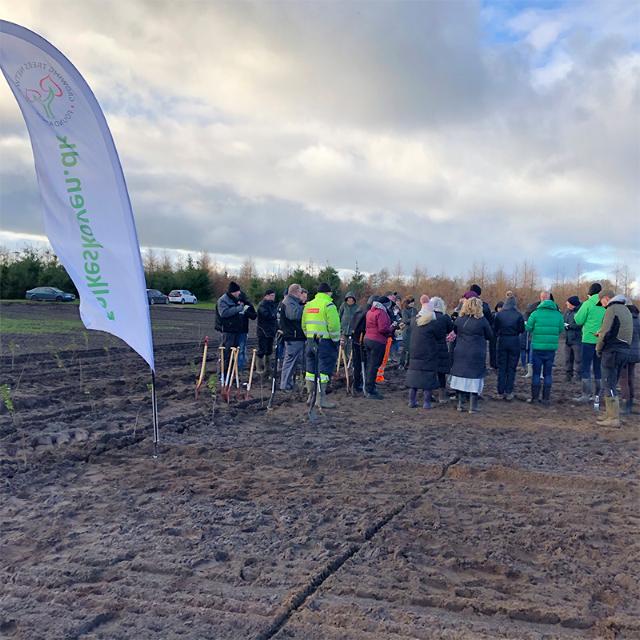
[0,301,638,639]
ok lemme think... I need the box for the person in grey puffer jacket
[339,292,360,361]
[563,296,582,382]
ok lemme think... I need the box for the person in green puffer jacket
[525,292,564,405]
[573,283,607,402]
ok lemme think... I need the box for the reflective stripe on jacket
[302,292,341,341]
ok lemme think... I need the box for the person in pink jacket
[364,296,396,399]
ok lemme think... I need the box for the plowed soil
[0,301,638,640]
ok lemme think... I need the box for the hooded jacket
[493,297,525,338]
[596,296,633,355]
[408,309,450,374]
[525,300,564,351]
[278,294,305,341]
[216,292,243,333]
[302,292,341,341]
[339,292,360,336]
[365,301,393,345]
[574,293,607,345]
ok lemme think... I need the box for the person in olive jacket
[493,294,525,400]
[525,291,564,405]
[563,296,582,382]
[573,282,606,402]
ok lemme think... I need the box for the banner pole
[151,369,159,458]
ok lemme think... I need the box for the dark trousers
[364,338,386,394]
[257,333,274,358]
[489,335,498,369]
[620,362,636,403]
[532,349,556,386]
[581,343,601,381]
[352,339,367,390]
[565,342,582,379]
[497,336,520,394]
[438,372,447,389]
[601,348,629,398]
[305,339,338,384]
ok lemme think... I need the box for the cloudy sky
[1,0,639,283]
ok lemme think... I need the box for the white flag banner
[0,20,155,370]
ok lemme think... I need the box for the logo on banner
[14,61,76,126]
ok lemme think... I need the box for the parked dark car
[25,287,76,302]
[146,289,169,305]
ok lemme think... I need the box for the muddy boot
[423,390,432,409]
[438,387,449,404]
[305,380,315,406]
[541,384,552,406]
[523,363,533,378]
[573,379,591,403]
[317,383,336,409]
[408,388,418,408]
[456,392,465,412]
[255,355,265,375]
[527,383,541,404]
[468,393,479,414]
[597,396,620,427]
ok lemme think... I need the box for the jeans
[364,339,387,394]
[581,343,601,381]
[532,349,555,386]
[565,342,582,379]
[238,333,248,370]
[280,341,304,390]
[497,336,520,394]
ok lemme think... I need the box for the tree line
[1,247,637,309]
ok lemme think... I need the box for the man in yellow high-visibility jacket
[302,282,341,408]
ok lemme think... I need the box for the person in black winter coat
[489,300,503,370]
[450,297,493,413]
[620,304,639,415]
[430,297,454,403]
[493,295,525,399]
[350,297,370,393]
[237,290,257,370]
[405,302,450,409]
[256,289,278,373]
[563,296,582,382]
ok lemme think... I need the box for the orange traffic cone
[376,337,393,383]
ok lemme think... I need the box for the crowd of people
[216,280,639,427]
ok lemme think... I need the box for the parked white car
[168,289,198,304]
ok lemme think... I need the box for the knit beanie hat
[264,288,275,296]
[317,282,331,293]
[588,283,602,296]
[567,295,580,307]
[227,281,241,293]
[470,284,482,296]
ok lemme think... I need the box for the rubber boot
[438,387,449,404]
[468,393,479,414]
[542,384,551,406]
[256,355,265,375]
[423,390,432,410]
[408,388,418,408]
[527,383,541,403]
[573,379,591,403]
[456,392,465,412]
[523,363,533,378]
[317,383,336,409]
[597,396,620,427]
[305,380,315,406]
